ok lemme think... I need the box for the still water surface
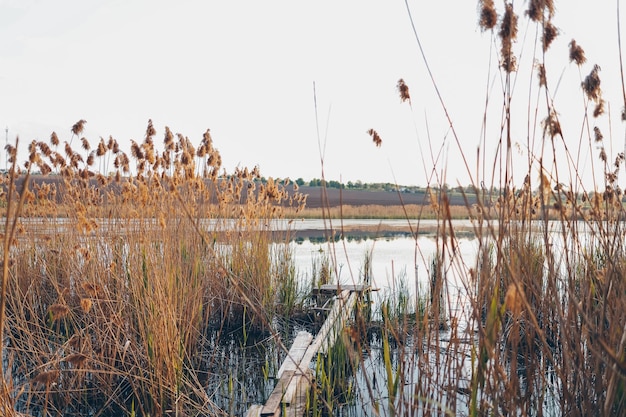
[285,219,478,324]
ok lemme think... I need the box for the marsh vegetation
[1,1,626,416]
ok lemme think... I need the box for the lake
[284,219,478,324]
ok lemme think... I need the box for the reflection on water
[289,226,477,326]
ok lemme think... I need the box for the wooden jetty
[246,284,370,417]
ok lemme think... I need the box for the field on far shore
[297,186,473,208]
[294,185,476,221]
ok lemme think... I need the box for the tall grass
[2,2,626,416]
[300,2,626,416]
[324,1,626,416]
[0,122,307,415]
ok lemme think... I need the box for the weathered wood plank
[276,331,313,379]
[300,289,352,367]
[283,370,313,417]
[313,284,370,294]
[250,286,366,417]
[320,291,358,354]
[246,404,263,417]
[261,370,295,417]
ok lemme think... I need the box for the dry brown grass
[0,122,307,415]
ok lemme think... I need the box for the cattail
[593,126,604,142]
[71,119,87,136]
[79,297,93,313]
[593,99,605,118]
[164,126,175,151]
[81,282,101,297]
[71,153,83,168]
[5,144,16,164]
[542,21,558,51]
[478,0,497,31]
[50,131,60,146]
[543,110,562,137]
[97,138,107,156]
[181,151,191,166]
[121,153,130,173]
[49,303,70,320]
[32,370,59,386]
[38,141,52,158]
[64,141,73,158]
[504,284,523,316]
[396,79,411,104]
[145,119,156,139]
[144,145,155,165]
[39,162,52,175]
[599,147,607,163]
[606,171,618,184]
[367,128,382,147]
[582,64,602,102]
[537,63,547,87]
[526,0,541,21]
[499,4,519,73]
[130,140,144,160]
[569,39,586,66]
[80,137,90,151]
[96,173,107,186]
[64,352,88,367]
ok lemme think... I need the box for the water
[278,222,478,417]
[288,219,477,324]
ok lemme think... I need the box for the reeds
[298,2,626,416]
[0,121,307,415]
[2,2,626,416]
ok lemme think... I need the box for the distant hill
[296,186,478,208]
[12,175,479,208]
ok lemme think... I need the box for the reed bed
[0,122,307,416]
[299,2,626,417]
[1,2,626,417]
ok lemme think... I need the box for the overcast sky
[1,1,625,188]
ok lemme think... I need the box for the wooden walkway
[246,284,370,417]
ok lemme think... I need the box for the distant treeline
[294,178,484,194]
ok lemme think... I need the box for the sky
[1,0,625,189]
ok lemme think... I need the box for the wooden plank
[283,370,313,417]
[250,287,364,417]
[320,291,358,354]
[276,331,313,379]
[300,289,350,367]
[261,370,295,417]
[313,284,370,294]
[246,404,263,417]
